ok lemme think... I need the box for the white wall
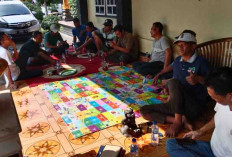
[132,0,232,53]
[87,0,117,29]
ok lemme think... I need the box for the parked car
[0,1,40,39]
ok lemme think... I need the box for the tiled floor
[7,80,213,157]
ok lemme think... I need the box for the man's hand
[9,82,18,90]
[183,130,203,139]
[10,40,19,60]
[165,121,182,137]
[152,74,160,85]
[57,42,62,47]
[186,70,198,85]
[12,51,19,60]
[109,41,116,48]
[161,87,169,95]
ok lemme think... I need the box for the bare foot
[165,122,182,137]
[182,116,193,131]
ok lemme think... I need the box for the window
[95,0,117,17]
[95,0,105,16]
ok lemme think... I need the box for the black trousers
[140,79,204,123]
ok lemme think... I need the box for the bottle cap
[153,121,157,125]
[132,138,136,142]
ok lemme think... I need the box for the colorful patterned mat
[39,66,166,138]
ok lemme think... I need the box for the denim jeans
[166,138,215,157]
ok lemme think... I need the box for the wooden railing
[196,38,232,68]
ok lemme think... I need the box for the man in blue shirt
[140,30,210,137]
[75,22,98,53]
[72,17,86,48]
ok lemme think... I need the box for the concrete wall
[87,0,117,29]
[132,0,232,53]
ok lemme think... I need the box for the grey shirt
[150,36,171,63]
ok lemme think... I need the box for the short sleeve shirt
[44,31,63,50]
[0,46,20,82]
[15,39,41,69]
[72,25,86,43]
[87,27,98,40]
[116,32,138,59]
[171,53,210,103]
[150,36,171,63]
[211,103,232,156]
[95,28,116,47]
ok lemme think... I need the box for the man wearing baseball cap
[92,19,116,55]
[140,30,211,137]
[44,24,69,55]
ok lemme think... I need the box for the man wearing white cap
[140,30,211,137]
[44,24,69,55]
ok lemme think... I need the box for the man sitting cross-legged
[166,67,232,157]
[15,31,55,70]
[44,24,69,55]
[106,25,139,65]
[140,30,211,137]
[0,33,43,89]
[72,17,87,48]
[75,22,98,53]
[92,19,116,56]
[132,22,172,78]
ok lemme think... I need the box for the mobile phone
[176,138,196,146]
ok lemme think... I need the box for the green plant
[41,14,60,30]
[23,1,43,22]
[50,3,58,12]
[69,0,78,18]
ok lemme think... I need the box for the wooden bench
[196,37,232,68]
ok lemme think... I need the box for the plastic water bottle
[87,50,92,61]
[72,42,76,51]
[56,60,61,71]
[102,57,108,71]
[151,121,159,146]
[61,53,66,63]
[142,76,147,84]
[130,138,139,157]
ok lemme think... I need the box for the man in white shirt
[0,58,17,89]
[132,22,172,78]
[166,67,232,157]
[0,33,20,89]
[0,32,42,89]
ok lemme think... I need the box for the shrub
[69,0,78,18]
[23,1,43,22]
[41,14,60,30]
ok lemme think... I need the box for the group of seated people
[0,18,231,156]
[72,18,139,65]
